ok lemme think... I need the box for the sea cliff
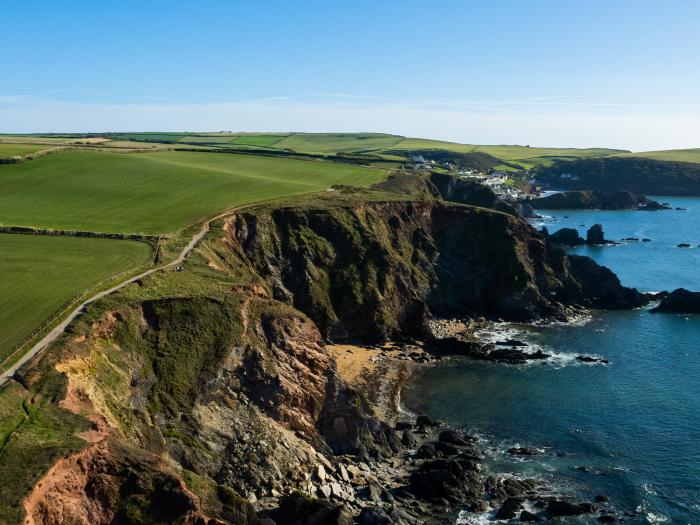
[0,177,649,525]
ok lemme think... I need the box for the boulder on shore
[650,288,700,314]
[409,458,483,504]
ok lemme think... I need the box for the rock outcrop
[535,157,700,196]
[548,228,584,246]
[651,288,700,314]
[585,224,615,245]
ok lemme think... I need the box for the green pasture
[273,133,404,154]
[0,144,50,159]
[0,149,385,234]
[0,234,152,363]
[617,148,700,164]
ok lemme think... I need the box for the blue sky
[2,0,699,150]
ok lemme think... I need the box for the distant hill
[536,156,700,196]
[615,148,700,164]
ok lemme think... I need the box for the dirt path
[0,212,228,388]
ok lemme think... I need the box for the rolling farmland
[0,149,385,234]
[0,143,50,159]
[0,234,152,362]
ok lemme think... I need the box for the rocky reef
[0,185,650,525]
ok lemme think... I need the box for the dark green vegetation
[0,149,385,234]
[0,234,153,363]
[536,156,700,195]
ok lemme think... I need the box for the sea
[402,197,700,524]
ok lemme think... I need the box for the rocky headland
[527,190,671,211]
[535,157,700,196]
[0,174,651,525]
[651,288,700,314]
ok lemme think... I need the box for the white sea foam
[473,321,604,369]
[456,509,497,525]
[645,511,670,523]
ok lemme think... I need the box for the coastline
[326,317,633,524]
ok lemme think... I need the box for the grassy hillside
[0,234,152,363]
[273,133,404,154]
[3,132,633,170]
[617,148,700,164]
[0,149,385,234]
[0,144,50,159]
[388,138,625,169]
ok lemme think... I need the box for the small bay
[403,197,700,524]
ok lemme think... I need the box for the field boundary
[0,203,253,386]
[0,146,64,165]
[0,225,159,245]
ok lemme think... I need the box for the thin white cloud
[310,93,390,101]
[0,95,33,104]
[141,95,179,103]
[1,97,699,151]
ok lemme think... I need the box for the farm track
[0,212,225,388]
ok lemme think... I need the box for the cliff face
[2,194,648,525]
[228,199,646,342]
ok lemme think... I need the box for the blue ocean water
[403,197,700,524]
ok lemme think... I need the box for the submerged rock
[576,355,609,364]
[495,497,524,519]
[546,500,596,517]
[520,510,543,522]
[507,447,542,456]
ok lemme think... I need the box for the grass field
[116,133,187,142]
[616,148,700,164]
[0,149,385,234]
[273,133,404,154]
[0,234,153,362]
[0,143,50,159]
[228,134,288,147]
